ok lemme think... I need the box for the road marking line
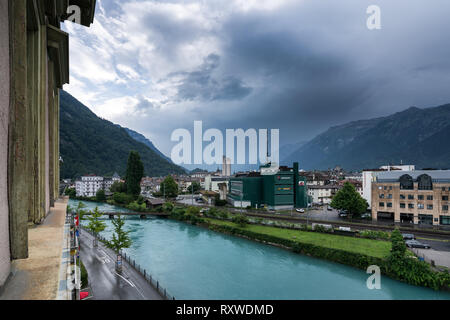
[115,272,135,288]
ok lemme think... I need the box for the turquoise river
[70,200,450,300]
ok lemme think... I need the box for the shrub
[232,214,249,227]
[80,260,88,288]
[359,230,390,240]
[162,202,174,213]
[113,192,134,205]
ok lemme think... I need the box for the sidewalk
[0,197,68,300]
[80,230,163,300]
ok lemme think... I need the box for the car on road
[296,208,305,213]
[327,206,333,211]
[402,233,416,240]
[405,240,430,249]
[338,210,348,217]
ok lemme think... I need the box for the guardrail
[81,227,175,300]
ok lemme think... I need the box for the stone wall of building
[0,0,11,286]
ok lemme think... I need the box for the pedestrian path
[80,230,163,300]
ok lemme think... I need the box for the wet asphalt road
[80,230,163,300]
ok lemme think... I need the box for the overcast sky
[62,0,450,158]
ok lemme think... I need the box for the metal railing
[81,227,175,300]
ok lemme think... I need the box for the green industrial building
[228,162,308,210]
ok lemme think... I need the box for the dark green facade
[228,162,308,209]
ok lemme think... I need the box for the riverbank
[69,199,450,299]
[198,218,450,291]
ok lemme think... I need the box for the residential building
[75,173,120,197]
[308,185,341,205]
[371,170,450,226]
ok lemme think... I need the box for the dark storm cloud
[168,54,253,101]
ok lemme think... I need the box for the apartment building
[371,170,450,226]
[75,174,120,197]
[308,185,341,205]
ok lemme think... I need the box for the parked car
[338,210,348,217]
[402,233,416,240]
[405,240,430,249]
[360,213,371,219]
[296,208,305,213]
[327,206,333,211]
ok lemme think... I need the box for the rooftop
[376,170,450,182]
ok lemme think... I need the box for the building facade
[371,170,450,226]
[362,164,415,209]
[308,185,341,205]
[0,0,96,287]
[75,174,120,197]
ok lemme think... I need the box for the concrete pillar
[0,0,11,286]
[8,0,29,259]
[47,61,55,208]
[39,26,47,221]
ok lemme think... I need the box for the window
[400,174,414,190]
[408,195,414,200]
[384,186,387,190]
[441,216,450,225]
[443,187,446,191]
[443,205,449,211]
[427,204,433,210]
[443,196,449,201]
[427,195,433,201]
[387,203,393,208]
[400,194,405,200]
[417,174,433,190]
[418,203,424,210]
[388,194,393,199]
[379,202,385,207]
[408,204,414,209]
[389,186,392,190]
[400,203,406,208]
[418,195,424,200]
[379,194,385,199]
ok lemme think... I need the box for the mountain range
[283,104,450,171]
[59,91,186,179]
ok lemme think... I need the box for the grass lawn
[205,218,392,259]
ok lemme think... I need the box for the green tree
[105,214,132,273]
[96,189,106,202]
[75,201,88,220]
[161,175,179,198]
[110,181,127,193]
[125,151,144,198]
[187,181,201,194]
[65,187,76,198]
[330,182,368,217]
[232,214,249,227]
[113,192,134,205]
[86,207,107,247]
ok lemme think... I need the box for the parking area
[410,248,450,269]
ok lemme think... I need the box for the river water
[71,200,450,300]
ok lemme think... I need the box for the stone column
[8,0,29,259]
[0,0,11,285]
